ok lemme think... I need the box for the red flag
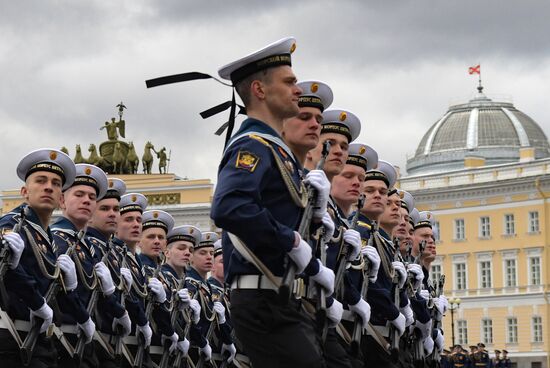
[468,64,480,75]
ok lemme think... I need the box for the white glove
[162,332,179,354]
[288,232,312,274]
[326,299,343,328]
[419,289,430,301]
[438,294,449,314]
[137,322,152,348]
[400,303,414,327]
[361,245,381,282]
[29,300,53,333]
[200,342,212,361]
[390,312,406,337]
[320,211,335,243]
[77,317,96,344]
[57,254,78,291]
[304,169,330,219]
[189,299,201,324]
[177,288,191,309]
[415,319,432,340]
[213,301,226,324]
[120,267,133,290]
[349,298,371,329]
[407,264,424,290]
[94,261,115,296]
[4,232,24,269]
[222,343,237,363]
[177,338,190,356]
[391,261,407,289]
[343,229,361,261]
[423,336,434,355]
[112,311,131,337]
[309,260,335,296]
[148,277,166,303]
[434,329,444,350]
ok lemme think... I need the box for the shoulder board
[248,134,270,146]
[357,221,371,229]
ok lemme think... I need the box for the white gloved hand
[343,229,361,261]
[415,319,432,340]
[434,329,444,351]
[391,261,407,289]
[4,232,24,269]
[120,267,133,290]
[213,301,226,324]
[400,302,414,327]
[94,261,115,296]
[390,312,406,337]
[419,289,430,301]
[288,232,312,274]
[349,298,371,329]
[189,299,201,324]
[177,288,191,309]
[77,317,96,344]
[310,260,335,296]
[29,300,53,333]
[112,311,131,337]
[326,299,343,328]
[57,254,78,291]
[304,169,330,219]
[407,264,424,290]
[177,338,190,356]
[438,294,449,314]
[222,343,237,363]
[148,277,166,303]
[200,343,212,361]
[320,211,335,243]
[137,322,152,348]
[162,332,179,354]
[423,336,434,355]
[361,245,381,282]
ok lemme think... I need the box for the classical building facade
[401,87,550,367]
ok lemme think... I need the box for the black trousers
[361,334,398,368]
[0,331,58,368]
[230,289,326,368]
[323,328,352,368]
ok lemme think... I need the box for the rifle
[159,274,187,368]
[172,290,199,368]
[428,274,445,363]
[350,221,377,356]
[196,317,218,368]
[0,206,26,310]
[333,194,365,299]
[133,253,164,368]
[388,237,401,363]
[279,140,331,304]
[20,229,84,366]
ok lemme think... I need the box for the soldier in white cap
[0,148,80,366]
[211,37,329,367]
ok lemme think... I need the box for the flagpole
[478,63,483,93]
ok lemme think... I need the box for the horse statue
[112,142,126,174]
[60,146,69,156]
[142,141,154,174]
[127,142,139,174]
[74,144,87,164]
[88,144,104,167]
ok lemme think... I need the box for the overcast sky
[2,1,550,192]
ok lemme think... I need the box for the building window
[529,257,541,285]
[482,318,493,344]
[457,320,468,345]
[433,221,440,241]
[479,216,491,238]
[504,259,517,287]
[529,211,540,233]
[504,214,515,235]
[533,316,543,343]
[454,219,465,240]
[479,261,492,289]
[507,317,518,343]
[455,263,467,290]
[431,264,442,285]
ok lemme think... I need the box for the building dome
[406,87,550,175]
